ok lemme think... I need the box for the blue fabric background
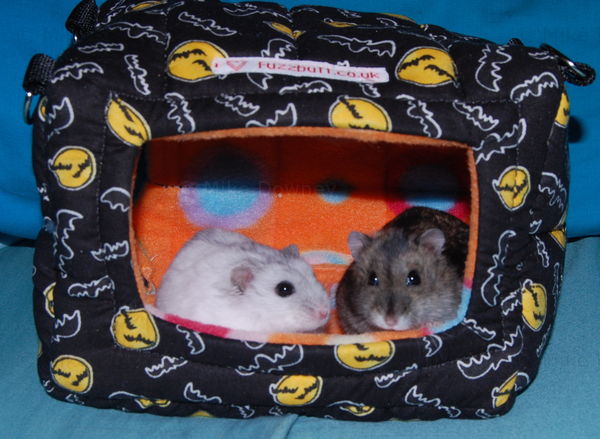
[2,238,598,438]
[2,0,598,241]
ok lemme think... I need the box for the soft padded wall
[30,0,575,421]
[133,128,476,342]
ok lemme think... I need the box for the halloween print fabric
[31,0,569,420]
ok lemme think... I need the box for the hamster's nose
[385,315,398,327]
[313,307,329,322]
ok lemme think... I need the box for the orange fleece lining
[131,126,478,342]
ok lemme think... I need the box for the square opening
[131,127,478,344]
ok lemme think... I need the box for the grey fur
[336,207,468,333]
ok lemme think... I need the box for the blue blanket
[1,237,598,437]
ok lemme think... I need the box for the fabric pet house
[26,0,595,420]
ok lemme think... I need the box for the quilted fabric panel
[31,0,569,421]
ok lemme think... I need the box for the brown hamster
[335,206,468,334]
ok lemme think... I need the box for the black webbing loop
[65,0,99,42]
[22,54,55,124]
[23,54,55,95]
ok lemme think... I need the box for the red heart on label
[225,60,248,71]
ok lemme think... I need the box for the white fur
[156,229,330,333]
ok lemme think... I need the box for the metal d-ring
[540,43,596,86]
[23,91,35,125]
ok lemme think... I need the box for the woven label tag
[211,57,389,83]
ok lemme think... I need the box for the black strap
[22,54,55,95]
[66,0,98,40]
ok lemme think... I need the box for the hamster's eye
[368,271,379,287]
[275,281,295,297]
[406,270,421,286]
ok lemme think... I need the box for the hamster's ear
[281,244,300,258]
[348,231,372,259]
[418,228,445,255]
[231,265,254,294]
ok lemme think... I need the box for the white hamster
[155,228,330,333]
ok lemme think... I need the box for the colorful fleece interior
[132,127,477,344]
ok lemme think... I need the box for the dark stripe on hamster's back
[379,229,408,260]
[383,207,468,275]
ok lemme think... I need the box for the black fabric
[22,54,55,95]
[65,0,99,39]
[30,0,572,421]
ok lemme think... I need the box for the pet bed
[25,0,595,420]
